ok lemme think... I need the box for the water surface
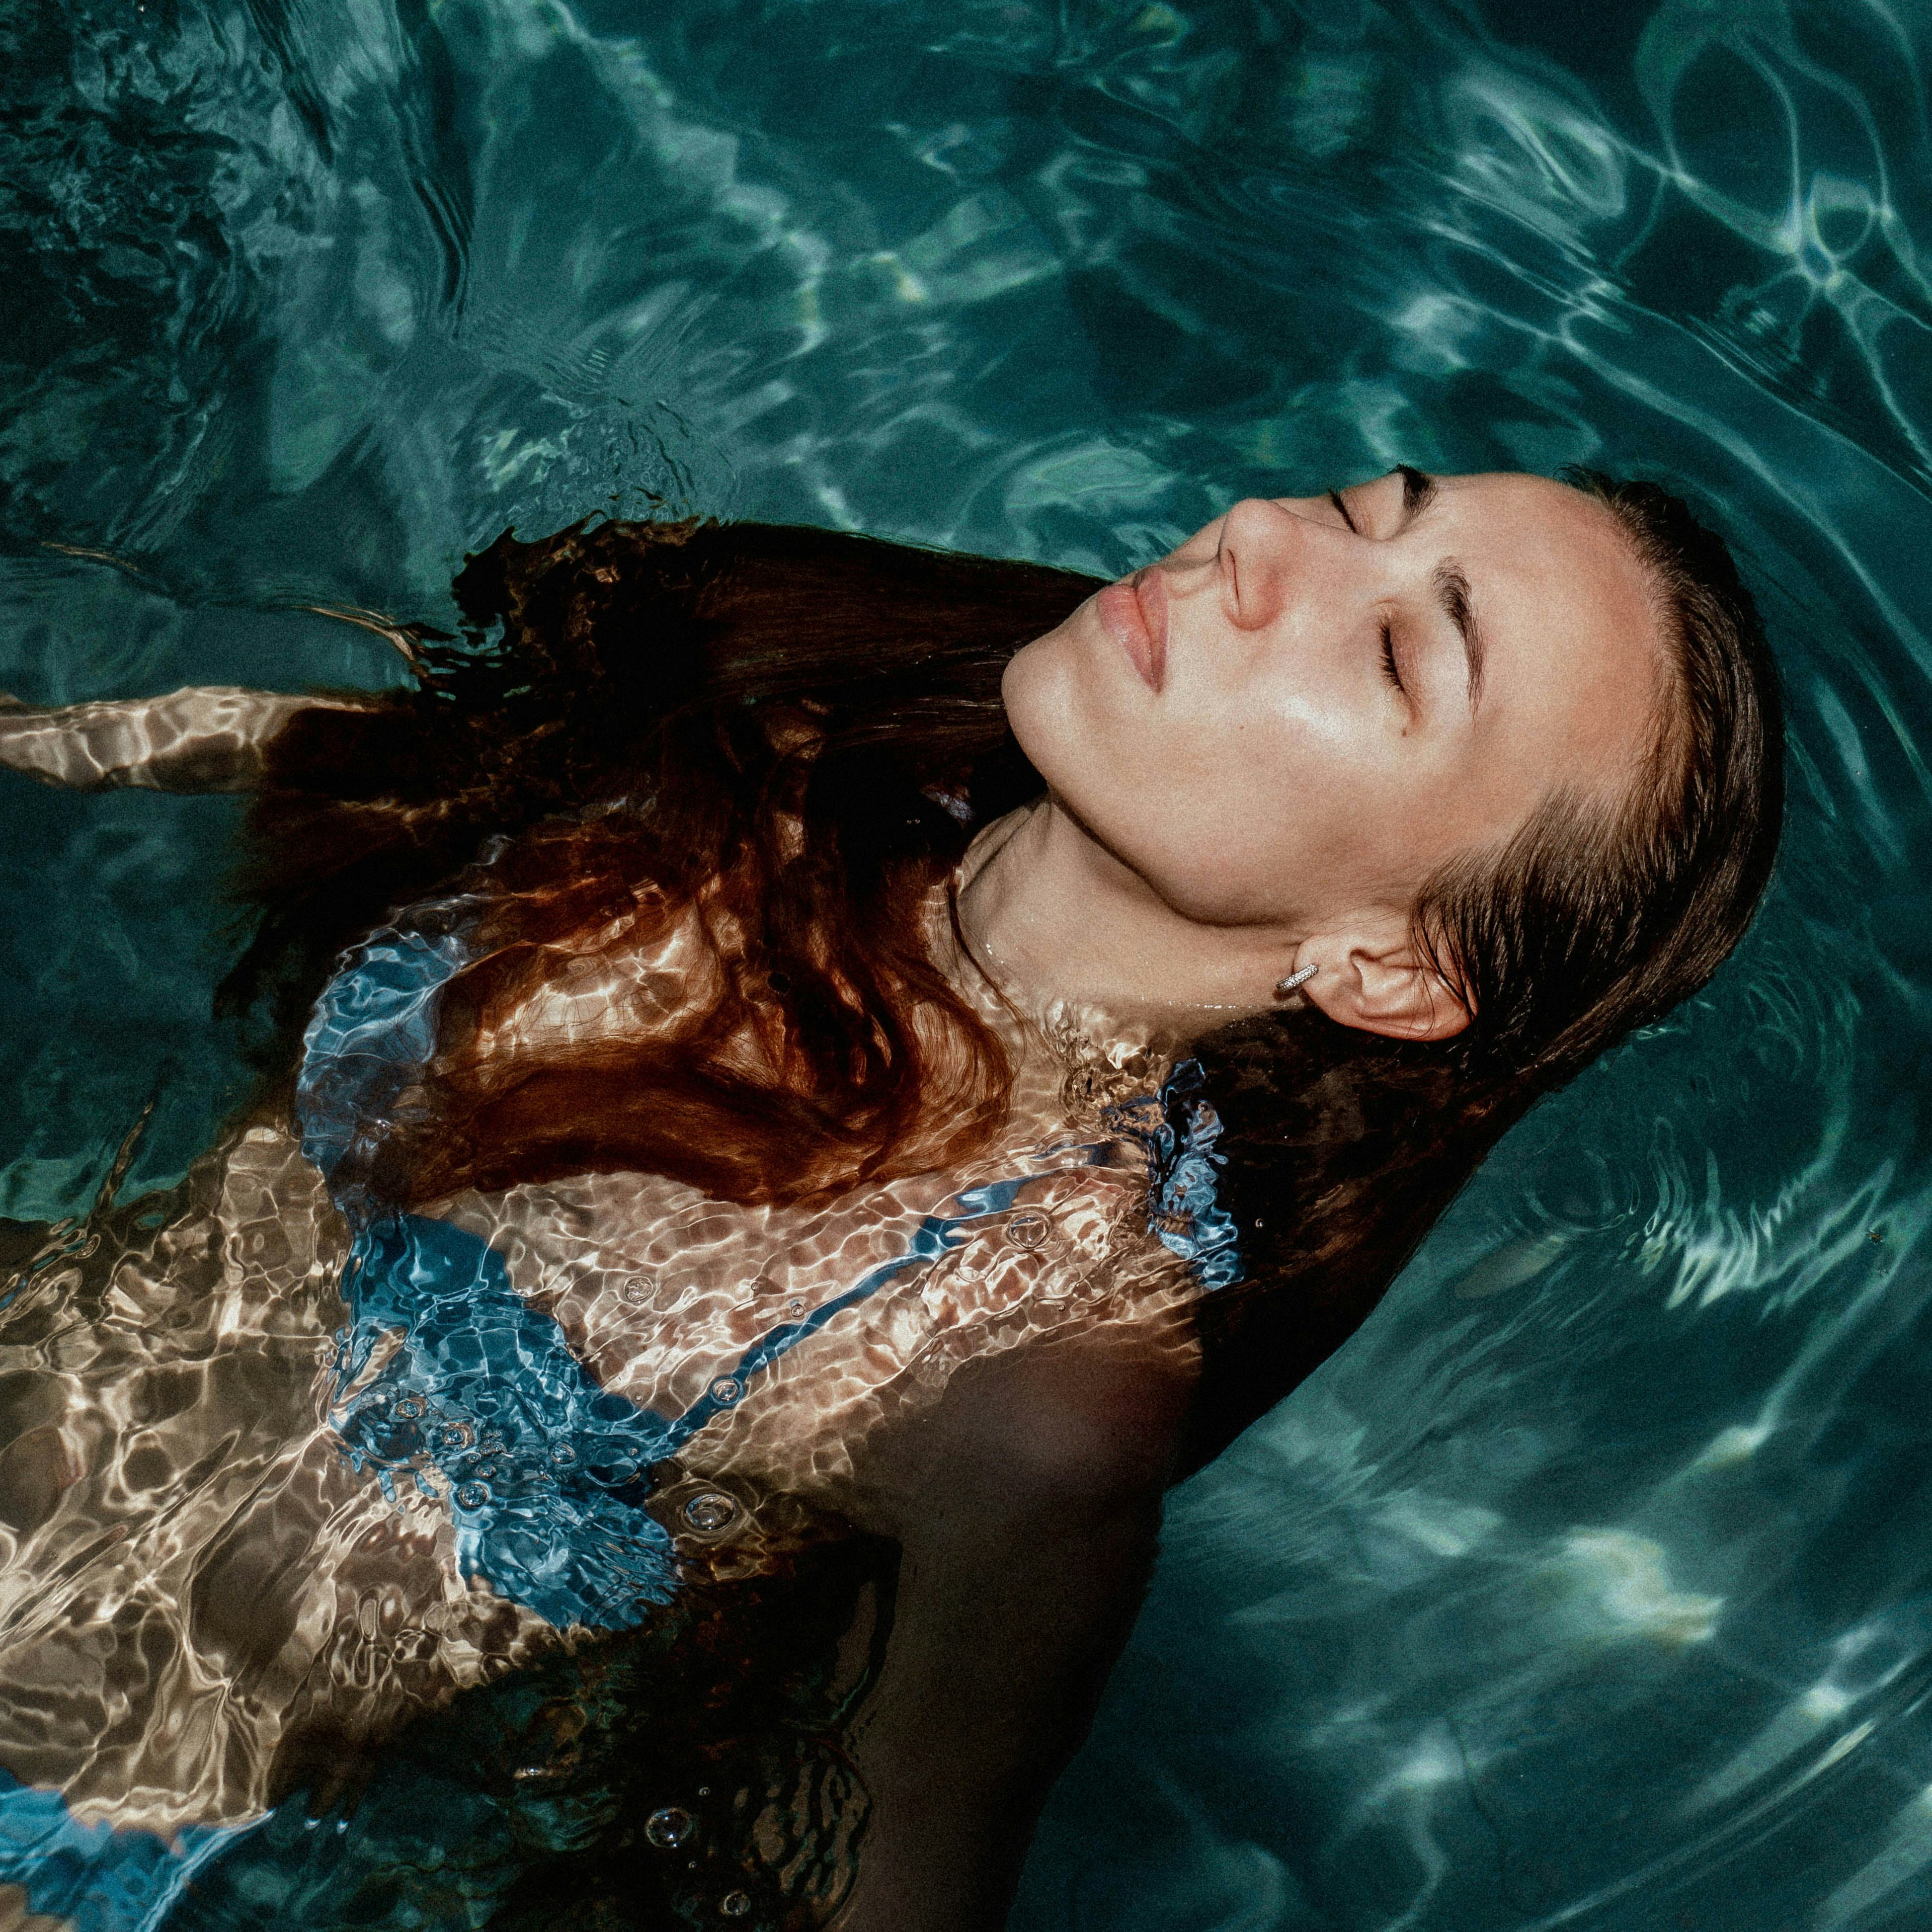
[5,0,1932,1926]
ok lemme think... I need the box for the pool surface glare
[5,0,1932,1928]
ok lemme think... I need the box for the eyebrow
[1395,466,1485,716]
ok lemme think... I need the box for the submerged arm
[0,687,376,794]
[839,1315,1197,1931]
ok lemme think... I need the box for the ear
[1295,920,1471,1042]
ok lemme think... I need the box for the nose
[1214,496,1350,632]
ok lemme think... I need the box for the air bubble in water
[645,1806,694,1849]
[455,1482,491,1509]
[1006,1210,1050,1250]
[395,1397,425,1420]
[621,1275,658,1307]
[549,1441,579,1467]
[720,1894,751,1918]
[708,1377,743,1406]
[437,1421,473,1451]
[683,1491,739,1533]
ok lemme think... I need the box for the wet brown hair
[228,520,1085,1205]
[227,481,1781,1456]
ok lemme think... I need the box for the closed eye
[1379,620,1405,694]
[1327,487,1358,533]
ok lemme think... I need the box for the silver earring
[1276,962,1319,997]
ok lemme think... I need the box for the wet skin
[837,469,1676,1926]
[0,471,1674,1930]
[988,469,1669,1040]
[0,810,1206,1928]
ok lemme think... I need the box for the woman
[0,465,1780,1932]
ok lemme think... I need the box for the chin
[1000,619,1090,782]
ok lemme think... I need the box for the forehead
[1440,470,1666,776]
[1440,471,1643,597]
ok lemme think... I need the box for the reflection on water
[4,0,1932,1925]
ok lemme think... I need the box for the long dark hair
[228,481,1782,1462]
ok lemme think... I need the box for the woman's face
[1002,470,1669,937]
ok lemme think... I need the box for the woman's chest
[432,1095,1199,1502]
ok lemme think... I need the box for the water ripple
[8,0,1932,1927]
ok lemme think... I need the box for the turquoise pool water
[4,0,1931,1925]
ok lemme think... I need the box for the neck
[950,796,1294,1049]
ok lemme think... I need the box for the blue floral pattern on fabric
[327,1213,684,1629]
[3,897,1244,1932]
[294,905,1241,1633]
[296,904,686,1632]
[0,1772,260,1932]
[1131,1059,1245,1291]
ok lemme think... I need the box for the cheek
[1137,779,1350,923]
[1143,715,1454,925]
[1120,736,1353,924]
[1002,631,1434,925]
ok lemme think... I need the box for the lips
[1097,569,1168,693]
